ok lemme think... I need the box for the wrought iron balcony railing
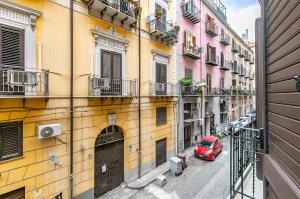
[206,0,227,20]
[86,0,139,30]
[0,68,49,97]
[245,70,250,78]
[205,87,231,96]
[232,43,239,53]
[244,51,251,61]
[206,53,218,66]
[205,21,218,37]
[238,48,245,57]
[231,62,239,74]
[148,17,179,46]
[150,82,178,96]
[220,60,231,70]
[220,33,230,46]
[182,1,201,24]
[89,76,137,97]
[181,85,203,96]
[183,44,201,60]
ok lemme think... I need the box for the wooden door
[101,50,122,95]
[95,141,124,198]
[156,138,167,167]
[184,125,192,149]
[156,63,167,95]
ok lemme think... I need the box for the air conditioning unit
[37,124,61,139]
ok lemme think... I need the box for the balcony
[181,85,203,96]
[206,53,218,66]
[232,43,239,53]
[250,73,255,80]
[0,68,49,98]
[182,1,201,24]
[205,21,218,37]
[88,76,137,97]
[183,44,201,60]
[220,60,231,70]
[220,33,230,46]
[150,82,178,96]
[231,86,238,96]
[244,51,251,61]
[250,57,255,64]
[231,62,239,74]
[205,87,231,97]
[86,0,140,30]
[238,48,245,57]
[206,0,227,20]
[245,70,250,78]
[148,17,179,46]
[239,66,245,76]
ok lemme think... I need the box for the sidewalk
[127,147,195,189]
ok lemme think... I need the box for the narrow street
[131,137,230,199]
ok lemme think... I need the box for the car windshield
[198,140,214,148]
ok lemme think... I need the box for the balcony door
[101,50,122,95]
[207,44,216,62]
[155,3,167,33]
[155,62,167,95]
[0,24,25,95]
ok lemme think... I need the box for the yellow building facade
[0,0,178,198]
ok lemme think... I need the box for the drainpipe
[138,2,142,178]
[70,0,74,198]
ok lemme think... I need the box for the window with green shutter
[156,107,167,125]
[0,121,23,161]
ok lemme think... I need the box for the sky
[222,0,261,42]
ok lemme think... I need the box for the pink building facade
[177,0,255,152]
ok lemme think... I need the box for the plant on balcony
[155,7,163,19]
[179,76,193,86]
[165,25,180,46]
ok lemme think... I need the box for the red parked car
[194,136,223,161]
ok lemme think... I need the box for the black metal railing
[220,60,231,70]
[0,67,49,97]
[89,76,137,97]
[205,21,218,37]
[149,18,167,33]
[181,85,203,96]
[232,43,239,53]
[183,43,201,59]
[220,33,230,45]
[206,53,218,66]
[205,87,231,96]
[150,82,178,96]
[99,0,139,19]
[182,1,201,23]
[230,121,262,199]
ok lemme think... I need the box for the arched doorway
[94,125,124,198]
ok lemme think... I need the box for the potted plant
[155,7,163,20]
[179,76,193,87]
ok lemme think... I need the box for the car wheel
[212,155,215,161]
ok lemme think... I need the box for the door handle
[294,75,300,92]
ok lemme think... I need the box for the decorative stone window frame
[92,27,129,94]
[151,50,171,83]
[0,1,41,71]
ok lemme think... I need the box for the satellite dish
[40,126,54,138]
